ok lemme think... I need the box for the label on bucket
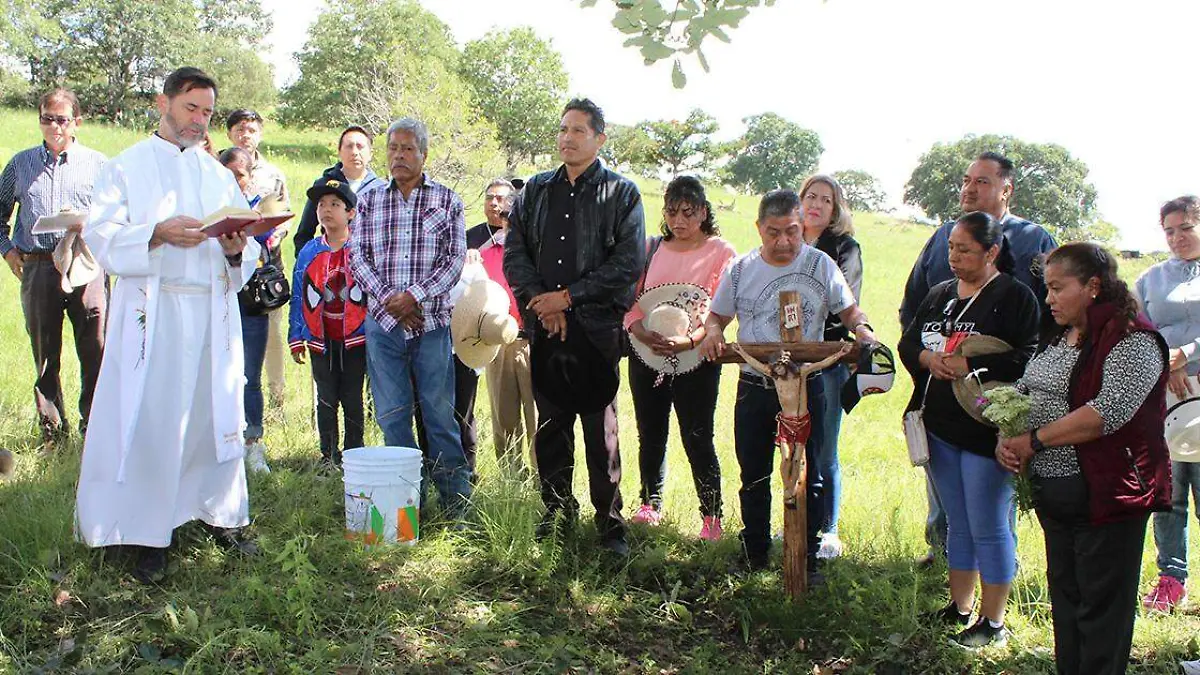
[397,504,419,542]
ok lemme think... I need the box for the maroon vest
[1068,302,1171,525]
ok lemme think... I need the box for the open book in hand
[201,206,294,239]
[32,210,86,235]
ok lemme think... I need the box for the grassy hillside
[0,108,1196,673]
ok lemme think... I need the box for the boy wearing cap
[289,179,367,467]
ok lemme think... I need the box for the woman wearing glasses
[625,176,736,540]
[898,211,1040,647]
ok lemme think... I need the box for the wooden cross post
[713,296,860,600]
[777,290,808,599]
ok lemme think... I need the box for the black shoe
[806,556,826,588]
[535,510,576,541]
[132,546,167,584]
[927,600,972,627]
[203,524,260,556]
[951,618,1008,648]
[600,535,630,558]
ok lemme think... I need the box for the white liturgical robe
[75,134,261,548]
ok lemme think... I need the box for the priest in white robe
[75,67,260,581]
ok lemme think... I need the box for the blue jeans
[734,372,825,563]
[927,432,1016,584]
[364,319,470,512]
[816,363,849,533]
[1153,460,1200,581]
[241,313,269,440]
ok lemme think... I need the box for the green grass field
[0,108,1195,673]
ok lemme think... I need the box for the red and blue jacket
[288,236,367,354]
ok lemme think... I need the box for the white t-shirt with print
[711,245,856,373]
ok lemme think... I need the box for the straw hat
[450,279,517,369]
[629,283,710,376]
[1166,378,1200,462]
[949,335,1014,426]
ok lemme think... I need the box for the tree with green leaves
[721,112,823,195]
[280,0,503,196]
[599,123,658,177]
[579,0,777,88]
[459,27,569,174]
[904,134,1100,242]
[0,0,273,123]
[832,169,888,213]
[637,108,718,176]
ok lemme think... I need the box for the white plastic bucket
[342,446,423,546]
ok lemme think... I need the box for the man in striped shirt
[0,88,107,446]
[347,117,472,517]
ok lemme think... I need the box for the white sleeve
[84,160,160,278]
[826,257,855,315]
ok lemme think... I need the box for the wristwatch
[1030,428,1046,453]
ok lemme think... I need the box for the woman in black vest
[999,243,1171,675]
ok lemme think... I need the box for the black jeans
[733,372,825,563]
[1035,474,1149,675]
[415,355,478,474]
[533,327,625,540]
[628,357,722,517]
[309,341,366,465]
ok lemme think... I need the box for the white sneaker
[245,440,271,474]
[816,533,844,559]
[1182,660,1200,675]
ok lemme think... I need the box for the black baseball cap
[306,178,357,210]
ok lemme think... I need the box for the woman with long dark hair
[999,243,1171,674]
[899,211,1039,647]
[625,176,736,540]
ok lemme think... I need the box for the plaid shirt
[347,174,465,337]
[0,141,107,255]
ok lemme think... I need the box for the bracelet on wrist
[1030,427,1046,453]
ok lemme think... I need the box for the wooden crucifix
[718,290,856,599]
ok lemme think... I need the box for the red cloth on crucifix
[775,413,812,447]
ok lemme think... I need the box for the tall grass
[0,108,1196,673]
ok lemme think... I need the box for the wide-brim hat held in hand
[629,283,711,377]
[531,317,619,415]
[1165,376,1200,462]
[450,279,518,369]
[950,335,1014,426]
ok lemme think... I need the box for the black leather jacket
[504,160,645,330]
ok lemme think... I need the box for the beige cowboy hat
[450,279,518,369]
[52,231,101,293]
[629,283,710,376]
[949,335,1014,427]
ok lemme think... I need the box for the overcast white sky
[260,0,1200,251]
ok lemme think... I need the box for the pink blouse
[624,236,737,330]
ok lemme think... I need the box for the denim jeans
[1153,460,1200,581]
[365,319,471,512]
[241,313,269,440]
[926,432,1016,584]
[733,372,825,563]
[815,363,849,533]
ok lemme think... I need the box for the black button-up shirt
[538,161,600,291]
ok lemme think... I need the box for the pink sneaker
[1143,574,1187,612]
[631,504,663,526]
[699,515,722,541]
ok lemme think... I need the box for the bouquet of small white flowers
[978,385,1037,512]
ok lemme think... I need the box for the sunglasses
[39,115,74,127]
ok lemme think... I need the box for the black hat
[306,178,357,210]
[530,320,619,414]
[841,342,896,413]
